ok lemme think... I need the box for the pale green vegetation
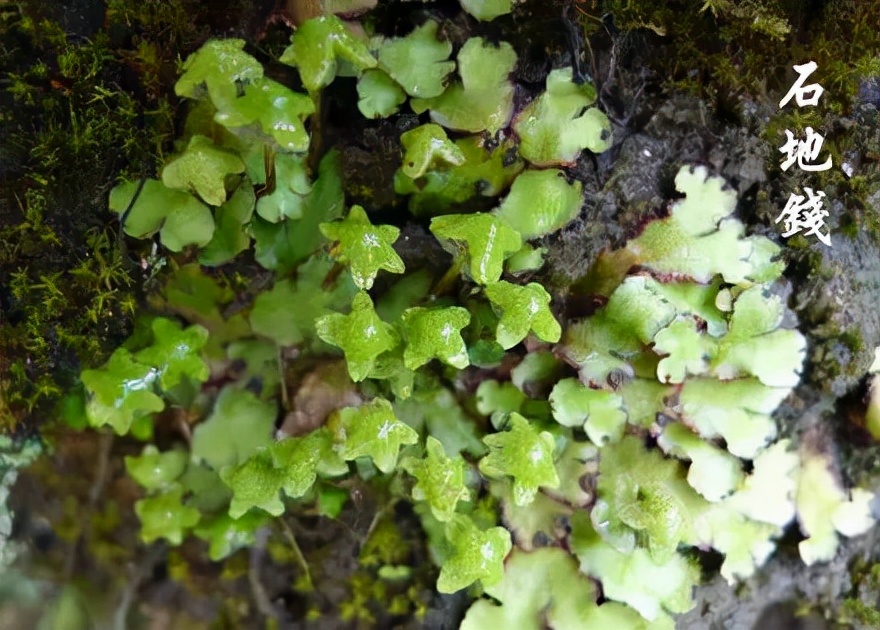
[3,0,880,627]
[70,9,877,627]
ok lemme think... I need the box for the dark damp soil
[2,0,880,628]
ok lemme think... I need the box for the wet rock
[676,539,860,630]
[335,113,419,213]
[278,360,362,437]
[544,92,725,292]
[794,226,880,397]
[394,222,453,276]
[858,77,880,108]
[711,127,770,197]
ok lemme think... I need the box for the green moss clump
[0,1,230,429]
[839,563,880,627]
[589,0,879,112]
[840,598,880,627]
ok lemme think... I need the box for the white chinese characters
[778,127,832,172]
[774,187,830,247]
[778,61,824,108]
[775,61,832,247]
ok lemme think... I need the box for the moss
[0,193,136,428]
[360,516,411,567]
[839,562,880,627]
[589,0,792,98]
[840,599,880,627]
[0,3,189,430]
[0,0,273,430]
[591,0,879,115]
[838,213,860,240]
[839,329,865,354]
